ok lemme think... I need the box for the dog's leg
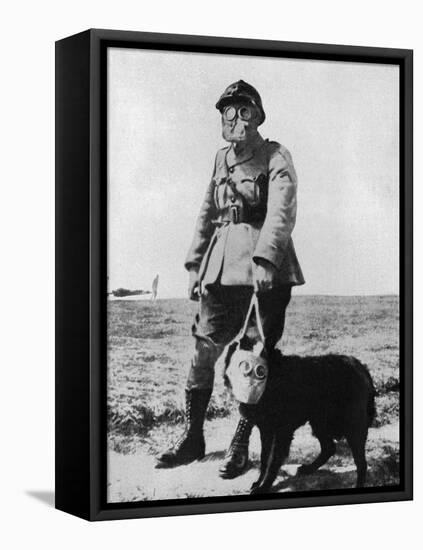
[250,430,293,494]
[345,428,368,488]
[250,426,273,492]
[298,434,336,476]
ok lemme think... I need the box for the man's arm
[184,155,219,300]
[253,144,298,270]
[184,171,217,272]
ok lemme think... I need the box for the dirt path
[107,417,399,503]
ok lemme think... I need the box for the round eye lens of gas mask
[254,364,267,380]
[224,106,237,121]
[239,106,252,120]
[223,105,254,121]
[239,360,253,375]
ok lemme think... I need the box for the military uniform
[186,134,304,390]
[156,81,304,475]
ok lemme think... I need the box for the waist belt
[212,204,266,225]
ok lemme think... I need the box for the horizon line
[109,292,399,301]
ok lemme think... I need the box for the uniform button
[230,196,236,203]
[228,166,234,173]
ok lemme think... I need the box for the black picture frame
[55,28,413,521]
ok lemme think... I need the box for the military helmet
[215,80,265,125]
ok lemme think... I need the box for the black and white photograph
[2,0,421,543]
[106,46,401,503]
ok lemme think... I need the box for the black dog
[224,345,376,494]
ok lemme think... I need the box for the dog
[224,344,376,494]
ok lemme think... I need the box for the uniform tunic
[185,133,304,287]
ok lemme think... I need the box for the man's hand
[188,268,201,301]
[253,258,277,293]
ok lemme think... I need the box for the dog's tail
[351,357,377,427]
[362,362,377,428]
[367,385,376,428]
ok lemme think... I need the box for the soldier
[156,80,305,478]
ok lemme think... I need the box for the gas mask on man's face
[221,103,260,143]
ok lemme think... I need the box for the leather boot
[219,417,253,479]
[155,388,212,468]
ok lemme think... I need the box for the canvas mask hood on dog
[225,294,269,405]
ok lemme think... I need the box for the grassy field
[107,295,400,502]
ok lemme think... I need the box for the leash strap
[239,292,266,344]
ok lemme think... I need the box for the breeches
[186,284,292,390]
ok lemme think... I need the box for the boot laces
[227,419,251,457]
[171,399,197,451]
[173,428,190,452]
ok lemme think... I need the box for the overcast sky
[107,47,399,298]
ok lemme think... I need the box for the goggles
[223,104,254,122]
[239,359,267,379]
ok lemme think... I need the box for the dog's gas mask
[224,294,269,405]
[225,341,268,405]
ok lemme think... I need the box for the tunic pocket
[235,172,267,207]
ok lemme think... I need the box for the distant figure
[151,274,159,300]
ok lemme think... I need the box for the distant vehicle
[108,275,159,299]
[108,288,151,298]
